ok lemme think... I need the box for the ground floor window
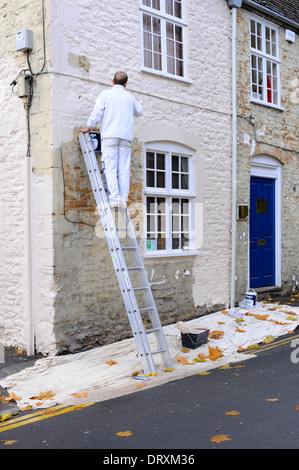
[144,143,195,254]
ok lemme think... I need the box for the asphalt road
[1,329,299,452]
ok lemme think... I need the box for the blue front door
[250,177,275,288]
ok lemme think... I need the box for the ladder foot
[164,368,174,372]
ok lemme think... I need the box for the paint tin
[90,131,101,153]
[246,288,257,306]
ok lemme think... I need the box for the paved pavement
[1,292,298,415]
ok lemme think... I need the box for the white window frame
[139,0,190,82]
[250,15,282,109]
[144,142,197,257]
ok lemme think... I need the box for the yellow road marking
[0,403,93,433]
[244,333,299,354]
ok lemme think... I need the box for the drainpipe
[227,0,242,308]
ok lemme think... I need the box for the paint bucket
[90,131,101,153]
[246,288,257,306]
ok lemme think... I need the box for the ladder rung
[145,327,160,334]
[139,307,155,312]
[122,247,136,251]
[127,266,142,271]
[133,286,148,291]
[151,348,167,355]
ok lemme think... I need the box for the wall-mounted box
[16,29,33,52]
[285,29,295,43]
[237,204,249,220]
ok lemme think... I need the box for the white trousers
[101,137,131,205]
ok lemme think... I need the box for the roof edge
[242,0,299,31]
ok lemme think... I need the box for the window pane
[147,197,155,213]
[176,42,183,60]
[181,173,188,189]
[167,57,175,75]
[166,0,173,15]
[172,155,179,171]
[167,39,174,57]
[157,197,165,213]
[153,52,162,70]
[153,17,161,35]
[181,199,189,214]
[174,0,182,18]
[156,153,165,170]
[143,14,151,32]
[146,152,155,169]
[144,50,152,68]
[146,171,155,187]
[166,21,173,39]
[181,156,188,172]
[175,25,182,42]
[172,172,179,189]
[176,59,183,76]
[147,215,155,232]
[172,198,180,214]
[157,171,165,187]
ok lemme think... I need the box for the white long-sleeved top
[87,84,143,141]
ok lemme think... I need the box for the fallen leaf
[226,411,241,416]
[21,405,33,411]
[234,365,245,368]
[209,330,225,339]
[116,431,133,437]
[0,413,11,422]
[263,335,275,343]
[177,356,192,365]
[197,353,207,362]
[219,364,232,370]
[30,391,55,401]
[105,360,118,366]
[295,405,299,411]
[136,383,146,388]
[210,434,232,443]
[180,347,190,353]
[198,371,210,375]
[2,440,18,445]
[0,392,22,403]
[266,398,279,402]
[237,346,246,351]
[207,346,222,361]
[73,392,88,398]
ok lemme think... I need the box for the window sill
[250,99,285,112]
[144,250,200,259]
[141,67,193,85]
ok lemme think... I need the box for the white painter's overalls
[87,84,143,205]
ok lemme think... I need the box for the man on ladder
[81,71,143,209]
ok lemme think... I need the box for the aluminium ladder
[78,132,173,376]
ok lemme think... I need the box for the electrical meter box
[16,29,33,52]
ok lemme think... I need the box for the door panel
[250,177,275,287]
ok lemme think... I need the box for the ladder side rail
[125,212,173,369]
[79,133,157,374]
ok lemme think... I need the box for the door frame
[250,155,281,288]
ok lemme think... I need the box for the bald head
[113,71,128,86]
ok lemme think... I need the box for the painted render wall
[0,0,56,354]
[50,0,233,353]
[1,0,233,354]
[235,7,299,300]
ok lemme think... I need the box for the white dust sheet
[1,303,299,409]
